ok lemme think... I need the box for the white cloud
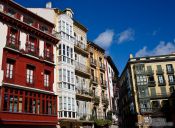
[94,29,114,49]
[117,28,135,44]
[135,40,175,57]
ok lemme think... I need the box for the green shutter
[160,86,167,95]
[150,87,156,96]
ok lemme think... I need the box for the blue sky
[15,0,175,74]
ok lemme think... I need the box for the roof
[106,56,119,75]
[87,40,105,53]
[73,19,88,32]
[4,0,55,28]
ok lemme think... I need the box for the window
[71,72,74,83]
[64,97,67,110]
[152,101,160,109]
[68,97,71,110]
[59,69,62,81]
[63,69,66,82]
[166,64,173,73]
[62,21,65,31]
[45,43,52,58]
[8,28,18,45]
[67,70,70,83]
[136,75,147,85]
[138,87,148,98]
[100,73,103,81]
[59,97,62,110]
[135,64,145,74]
[72,98,75,111]
[63,44,66,62]
[6,60,14,79]
[70,26,72,36]
[70,48,73,64]
[58,44,61,55]
[66,23,69,34]
[157,65,163,73]
[26,66,34,84]
[28,37,35,51]
[44,71,50,87]
[158,75,165,84]
[169,75,175,84]
[91,69,94,77]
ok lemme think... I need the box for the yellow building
[87,41,108,119]
[119,53,175,128]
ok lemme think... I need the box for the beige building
[73,19,93,127]
[87,41,108,119]
[119,53,175,128]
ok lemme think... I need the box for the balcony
[25,43,39,57]
[74,40,88,55]
[156,69,164,74]
[76,88,93,100]
[169,81,175,85]
[140,107,162,114]
[100,80,107,89]
[90,58,97,67]
[91,76,98,85]
[102,96,109,107]
[158,81,166,86]
[93,96,100,105]
[146,70,154,76]
[167,69,174,74]
[6,36,20,50]
[43,50,54,62]
[75,61,90,77]
[77,113,94,122]
[99,62,105,71]
[148,81,156,87]
[150,93,170,100]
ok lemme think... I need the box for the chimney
[129,54,133,58]
[46,2,52,8]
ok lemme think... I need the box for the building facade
[119,54,175,128]
[74,20,93,127]
[0,0,58,127]
[87,41,108,120]
[105,56,119,126]
[29,4,92,128]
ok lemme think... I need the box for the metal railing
[75,61,90,74]
[74,40,87,51]
[77,113,93,121]
[76,88,93,97]
[150,93,170,99]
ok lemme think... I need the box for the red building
[0,0,59,127]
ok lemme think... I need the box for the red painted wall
[2,49,54,92]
